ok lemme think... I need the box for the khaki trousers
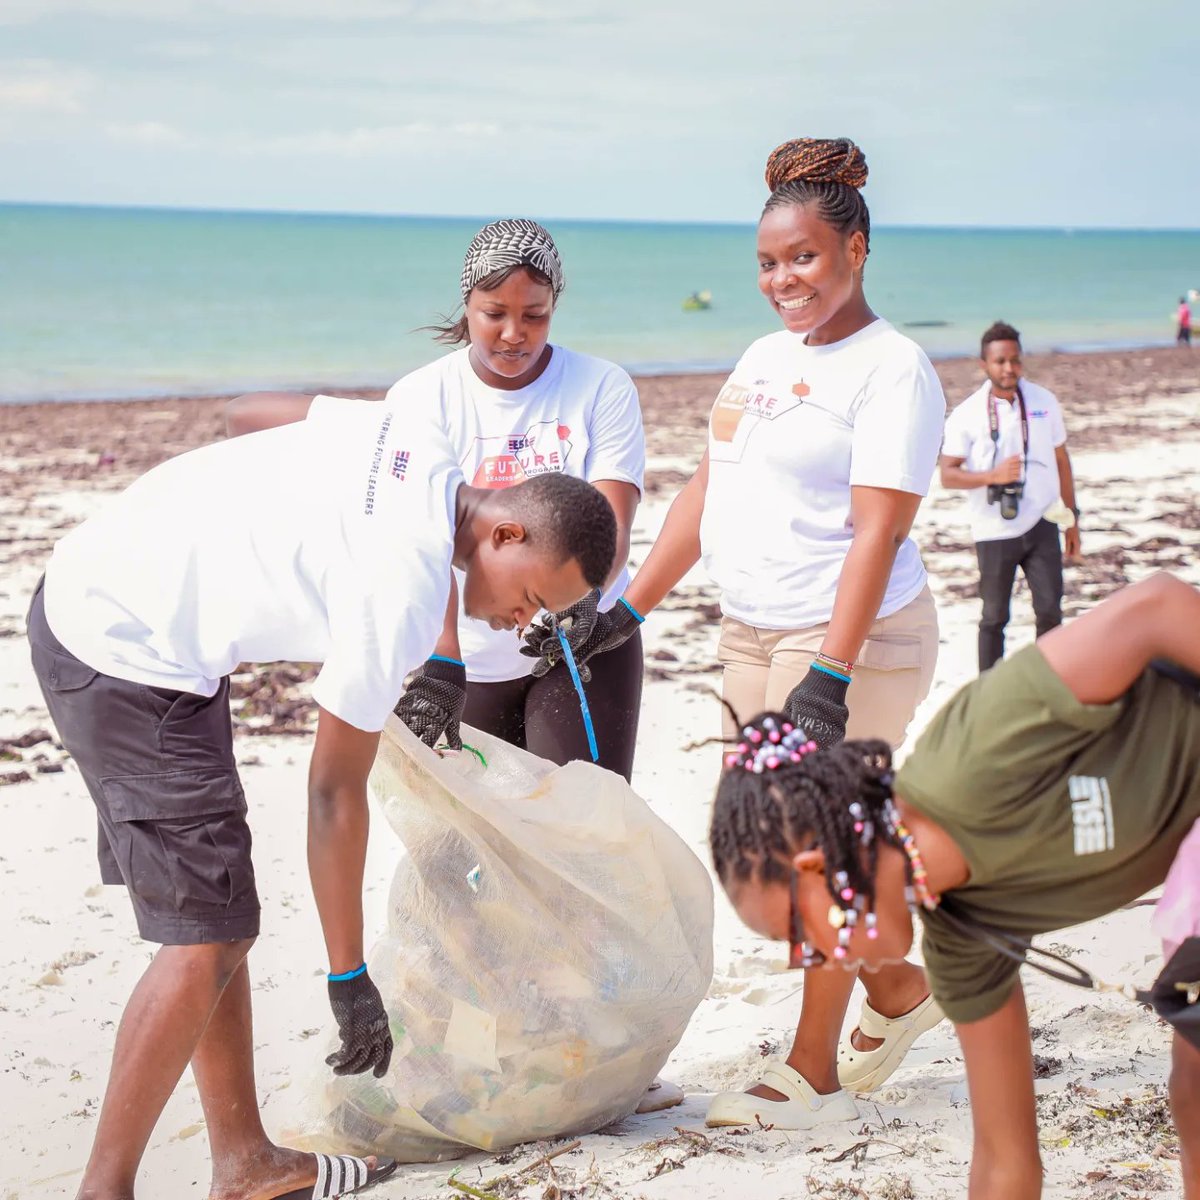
[717,584,939,749]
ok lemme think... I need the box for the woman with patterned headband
[226,219,646,780]
[523,138,949,1129]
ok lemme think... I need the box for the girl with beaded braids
[709,573,1200,1199]
[533,137,948,1129]
[225,218,647,780]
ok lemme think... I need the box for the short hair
[981,320,1021,357]
[501,474,616,589]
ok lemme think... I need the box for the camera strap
[988,383,1029,476]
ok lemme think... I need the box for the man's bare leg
[198,961,377,1200]
[76,938,256,1200]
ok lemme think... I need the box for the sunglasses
[788,866,826,969]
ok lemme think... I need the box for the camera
[987,482,1024,521]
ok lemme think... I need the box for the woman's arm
[623,450,710,615]
[957,984,1044,1200]
[225,391,316,438]
[592,480,640,594]
[819,485,923,663]
[1038,572,1200,704]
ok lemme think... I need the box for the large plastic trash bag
[283,715,714,1162]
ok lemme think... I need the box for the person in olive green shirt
[708,572,1200,1200]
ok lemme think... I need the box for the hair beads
[710,715,939,963]
[723,716,819,775]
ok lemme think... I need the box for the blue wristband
[429,654,465,667]
[618,597,645,623]
[328,963,367,983]
[812,661,852,685]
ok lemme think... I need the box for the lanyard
[931,900,1112,992]
[555,626,599,762]
[930,901,1200,1025]
[987,383,1029,474]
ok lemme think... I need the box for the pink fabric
[1154,817,1200,959]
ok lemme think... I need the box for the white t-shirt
[943,379,1067,543]
[700,319,945,630]
[44,406,461,733]
[314,345,645,683]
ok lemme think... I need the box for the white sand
[1,391,1197,1199]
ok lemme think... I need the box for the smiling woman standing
[531,138,949,1128]
[227,219,646,779]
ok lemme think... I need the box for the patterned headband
[460,218,565,302]
[724,716,819,774]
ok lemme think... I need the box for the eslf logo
[391,450,410,480]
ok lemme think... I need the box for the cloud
[244,121,500,157]
[104,119,188,145]
[0,60,89,114]
[0,0,598,23]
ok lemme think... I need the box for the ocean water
[1,203,1196,403]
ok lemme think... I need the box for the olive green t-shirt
[896,645,1200,1025]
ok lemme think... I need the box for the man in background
[940,321,1081,673]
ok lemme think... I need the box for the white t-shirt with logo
[700,319,946,630]
[943,378,1067,543]
[313,345,645,683]
[44,406,461,733]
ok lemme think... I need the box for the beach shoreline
[3,341,1199,416]
[2,343,1199,1198]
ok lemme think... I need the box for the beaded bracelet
[816,651,855,676]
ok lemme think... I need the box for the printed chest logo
[743,387,803,421]
[468,419,573,488]
[391,450,410,480]
[711,380,807,444]
[1068,775,1114,855]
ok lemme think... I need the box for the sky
[1,0,1196,229]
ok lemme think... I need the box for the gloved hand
[521,595,642,683]
[326,968,393,1078]
[520,589,601,679]
[394,656,467,750]
[783,665,851,750]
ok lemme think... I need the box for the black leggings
[461,629,643,782]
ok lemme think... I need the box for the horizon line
[2,198,1198,236]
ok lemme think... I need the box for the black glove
[394,656,467,750]
[521,595,641,683]
[783,665,850,750]
[520,589,601,679]
[326,968,393,1078]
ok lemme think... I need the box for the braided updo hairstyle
[762,137,871,257]
[709,713,899,912]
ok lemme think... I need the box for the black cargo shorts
[27,580,259,944]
